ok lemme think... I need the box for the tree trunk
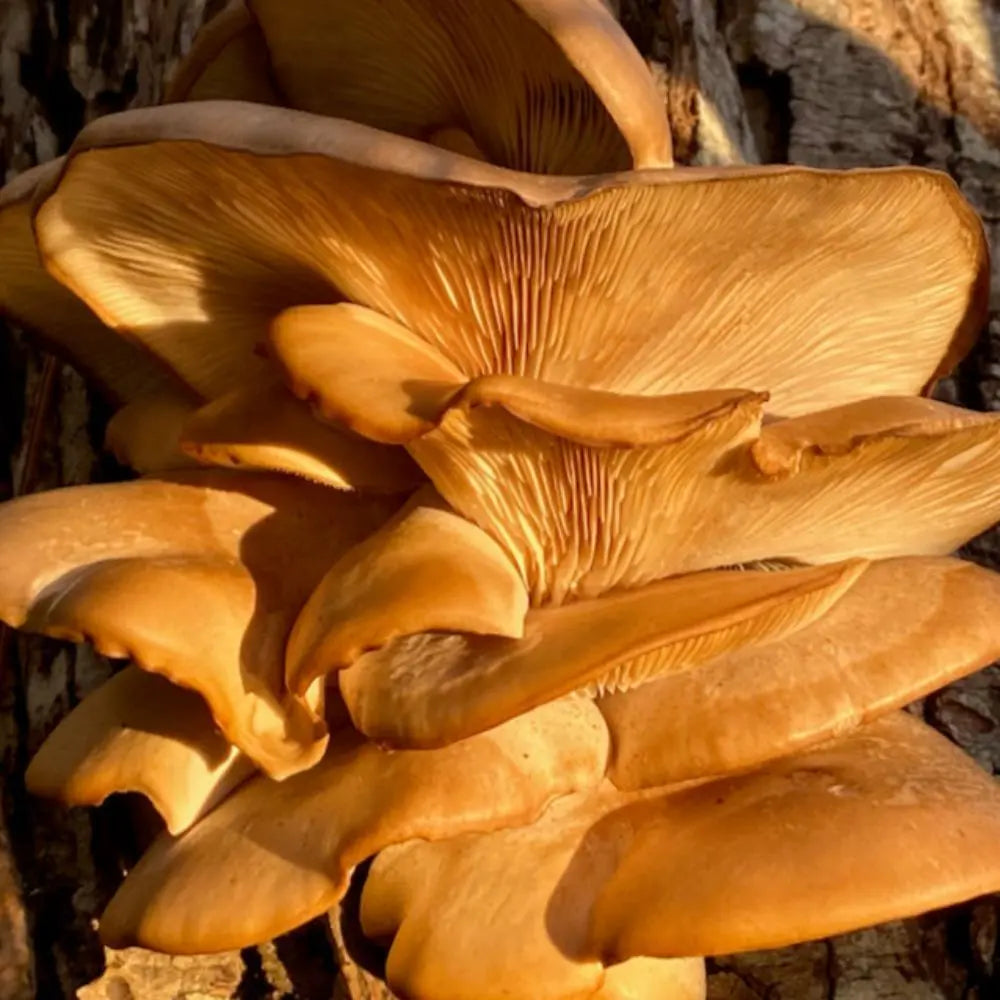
[2,1,999,997]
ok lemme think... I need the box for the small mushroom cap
[270,304,761,450]
[0,161,176,402]
[0,470,399,777]
[339,560,866,748]
[409,384,764,602]
[99,699,609,954]
[166,1,279,105]
[226,0,670,172]
[26,666,253,835]
[178,378,423,491]
[599,556,1000,788]
[270,304,466,445]
[363,788,704,1000]
[409,391,1000,603]
[105,389,202,474]
[590,713,1000,958]
[287,494,528,695]
[35,103,986,406]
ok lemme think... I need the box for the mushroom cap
[166,1,279,105]
[178,378,423,491]
[0,160,177,402]
[171,0,671,173]
[364,788,704,1000]
[363,715,1000,984]
[26,667,253,836]
[590,713,1000,958]
[599,556,1000,788]
[339,559,866,747]
[408,389,1000,603]
[105,388,202,473]
[99,700,609,953]
[287,493,528,695]
[33,103,985,406]
[0,470,399,777]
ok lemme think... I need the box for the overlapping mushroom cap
[3,3,1000,998]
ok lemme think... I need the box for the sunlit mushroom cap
[170,0,673,173]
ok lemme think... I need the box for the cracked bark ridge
[3,1,1000,998]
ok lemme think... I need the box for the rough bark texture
[2,1,1000,998]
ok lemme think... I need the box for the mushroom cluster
[3,1,1000,997]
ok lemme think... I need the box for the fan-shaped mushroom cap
[105,389,202,473]
[178,379,423,490]
[166,1,279,105]
[287,494,528,695]
[408,391,1000,602]
[0,470,398,777]
[26,667,253,835]
[99,700,609,953]
[365,715,1000,983]
[339,560,866,747]
[0,161,176,402]
[590,713,1000,958]
[363,790,704,1000]
[35,104,985,407]
[599,556,1000,788]
[271,305,467,445]
[171,0,670,173]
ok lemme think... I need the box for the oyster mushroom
[1,7,999,997]
[169,0,672,172]
[25,667,254,836]
[362,714,1000,998]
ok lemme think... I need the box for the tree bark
[2,2,1000,997]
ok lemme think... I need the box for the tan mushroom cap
[36,103,985,405]
[26,667,254,836]
[235,0,670,173]
[105,388,202,473]
[0,161,175,402]
[366,715,1000,974]
[410,391,1000,603]
[272,304,763,450]
[599,556,1000,789]
[287,495,528,696]
[590,713,1000,958]
[0,470,399,777]
[166,1,279,105]
[271,304,467,444]
[339,560,866,748]
[99,699,610,954]
[363,789,704,1000]
[178,379,423,491]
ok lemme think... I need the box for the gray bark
[2,1,1000,997]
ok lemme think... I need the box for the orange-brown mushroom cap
[363,788,705,1000]
[599,556,1000,788]
[34,104,986,406]
[183,0,672,173]
[105,388,203,474]
[364,715,1000,977]
[178,379,423,491]
[409,391,1000,602]
[0,161,178,402]
[99,700,610,953]
[339,560,866,747]
[0,470,399,777]
[287,493,528,695]
[589,713,1000,958]
[166,1,280,105]
[26,667,254,835]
